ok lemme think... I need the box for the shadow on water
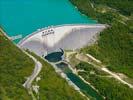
[45,51,63,62]
[56,62,103,100]
[45,48,64,62]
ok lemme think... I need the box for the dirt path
[101,67,133,88]
[76,53,133,89]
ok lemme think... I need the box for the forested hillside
[70,0,133,78]
[91,0,133,16]
[0,30,34,99]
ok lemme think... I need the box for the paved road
[23,52,42,89]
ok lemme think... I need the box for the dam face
[19,24,106,56]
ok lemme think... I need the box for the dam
[19,24,106,56]
[18,24,106,99]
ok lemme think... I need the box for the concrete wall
[19,24,106,56]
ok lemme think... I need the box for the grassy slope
[29,52,86,100]
[70,0,133,78]
[0,31,34,99]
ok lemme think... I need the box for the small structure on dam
[19,24,106,56]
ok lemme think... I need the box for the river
[45,52,103,100]
[56,62,103,100]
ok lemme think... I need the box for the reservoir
[0,0,102,99]
[0,0,96,43]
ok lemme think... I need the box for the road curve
[1,28,43,90]
[23,52,42,89]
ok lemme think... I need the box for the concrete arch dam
[19,24,106,56]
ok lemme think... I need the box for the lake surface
[1,0,102,99]
[0,0,96,43]
[56,62,103,100]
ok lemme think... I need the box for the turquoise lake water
[0,0,96,42]
[0,0,102,99]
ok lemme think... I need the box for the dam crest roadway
[19,24,106,56]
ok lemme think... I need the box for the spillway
[19,24,106,56]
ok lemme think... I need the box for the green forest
[0,31,34,99]
[70,0,133,78]
[70,0,133,99]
